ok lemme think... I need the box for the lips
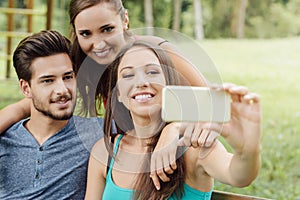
[51,96,71,105]
[132,93,154,102]
[93,48,111,58]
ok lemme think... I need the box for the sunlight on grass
[201,38,300,200]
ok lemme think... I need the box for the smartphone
[161,86,231,122]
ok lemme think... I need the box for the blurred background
[0,1,299,199]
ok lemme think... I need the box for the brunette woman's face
[74,3,129,65]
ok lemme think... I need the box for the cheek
[153,77,166,88]
[108,32,126,47]
[117,81,130,97]
[77,38,89,52]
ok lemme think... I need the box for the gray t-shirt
[0,116,104,200]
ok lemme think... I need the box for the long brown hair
[104,41,185,200]
[69,0,129,116]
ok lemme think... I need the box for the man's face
[21,53,76,120]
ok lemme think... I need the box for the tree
[172,0,181,31]
[237,0,248,38]
[144,0,153,35]
[193,0,205,40]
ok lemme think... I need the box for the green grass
[0,78,22,108]
[0,38,299,200]
[201,38,300,200]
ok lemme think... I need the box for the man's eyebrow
[64,71,75,76]
[38,75,54,80]
[38,70,74,80]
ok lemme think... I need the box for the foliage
[247,1,300,38]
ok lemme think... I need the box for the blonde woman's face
[117,46,166,119]
[74,3,129,65]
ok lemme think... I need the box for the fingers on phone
[244,93,260,105]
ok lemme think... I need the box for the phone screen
[162,86,231,122]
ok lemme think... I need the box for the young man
[0,30,103,199]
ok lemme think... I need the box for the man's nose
[54,80,68,95]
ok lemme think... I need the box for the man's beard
[35,107,73,120]
[32,96,75,120]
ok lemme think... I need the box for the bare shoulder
[90,138,109,168]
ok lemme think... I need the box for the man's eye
[64,75,74,80]
[42,79,53,83]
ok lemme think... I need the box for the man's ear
[20,79,32,98]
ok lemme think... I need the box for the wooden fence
[0,0,53,78]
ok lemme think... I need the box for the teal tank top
[102,135,213,199]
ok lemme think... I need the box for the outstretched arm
[200,83,261,187]
[0,98,30,133]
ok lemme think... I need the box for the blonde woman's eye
[147,70,159,75]
[122,73,134,78]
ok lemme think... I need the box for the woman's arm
[193,83,261,187]
[0,98,30,133]
[139,35,208,87]
[85,139,107,200]
[160,41,208,86]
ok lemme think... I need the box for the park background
[0,0,299,199]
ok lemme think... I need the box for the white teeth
[95,49,110,57]
[135,94,152,100]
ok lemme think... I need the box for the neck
[131,116,164,140]
[25,109,69,145]
[132,113,165,139]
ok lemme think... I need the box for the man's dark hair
[13,30,71,83]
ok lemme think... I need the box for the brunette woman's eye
[79,30,90,37]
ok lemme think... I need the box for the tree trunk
[144,0,153,35]
[172,0,181,31]
[193,0,204,40]
[237,0,248,38]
